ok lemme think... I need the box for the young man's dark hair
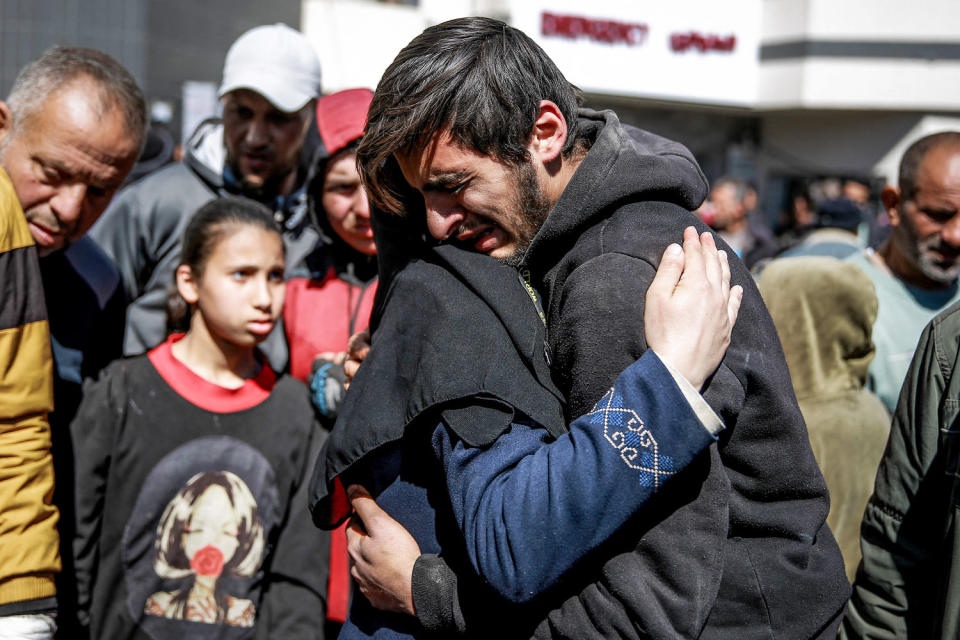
[358,16,582,215]
[898,131,960,200]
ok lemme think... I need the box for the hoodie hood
[304,150,378,283]
[309,203,566,529]
[758,256,878,399]
[182,119,227,191]
[524,108,708,275]
[303,89,378,283]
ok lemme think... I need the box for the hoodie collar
[183,119,227,191]
[523,108,708,276]
[185,118,311,231]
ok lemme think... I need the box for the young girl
[70,197,329,640]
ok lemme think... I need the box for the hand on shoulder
[644,226,743,390]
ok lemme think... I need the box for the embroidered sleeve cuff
[651,350,724,436]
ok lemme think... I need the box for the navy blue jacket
[337,351,715,639]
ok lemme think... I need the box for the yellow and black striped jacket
[0,166,59,615]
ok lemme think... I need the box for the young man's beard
[498,161,552,268]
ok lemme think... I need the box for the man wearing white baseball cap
[91,23,325,372]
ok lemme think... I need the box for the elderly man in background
[0,46,144,639]
[844,131,960,412]
[91,23,323,372]
[704,176,778,269]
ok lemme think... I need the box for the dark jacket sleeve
[88,184,157,304]
[432,350,717,603]
[70,364,124,627]
[842,317,952,639]
[256,421,330,639]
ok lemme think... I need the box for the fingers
[347,329,371,361]
[728,284,744,330]
[719,250,731,299]
[343,360,360,388]
[649,242,684,300]
[346,515,366,570]
[680,226,705,283]
[698,230,724,290]
[348,484,386,530]
[345,330,371,388]
[347,486,378,565]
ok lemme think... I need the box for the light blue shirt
[846,250,960,412]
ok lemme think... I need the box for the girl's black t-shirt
[70,335,329,640]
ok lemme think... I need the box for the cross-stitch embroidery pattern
[590,386,677,487]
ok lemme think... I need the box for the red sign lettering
[670,32,737,53]
[542,12,649,47]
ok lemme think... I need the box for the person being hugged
[71,197,329,640]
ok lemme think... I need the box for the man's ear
[881,184,903,227]
[529,100,567,165]
[0,101,12,148]
[176,265,200,305]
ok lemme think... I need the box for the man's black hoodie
[513,109,850,639]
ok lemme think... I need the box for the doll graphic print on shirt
[122,437,280,640]
[143,470,262,627]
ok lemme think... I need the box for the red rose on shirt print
[190,545,225,577]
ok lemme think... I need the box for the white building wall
[763,0,960,42]
[758,58,960,111]
[758,0,960,110]
[801,0,960,41]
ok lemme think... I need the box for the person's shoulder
[933,299,960,324]
[0,168,32,252]
[264,373,328,445]
[843,248,883,277]
[110,162,213,213]
[561,200,702,279]
[597,200,702,256]
[98,352,153,380]
[80,352,152,405]
[267,372,314,412]
[843,248,869,266]
[928,300,960,355]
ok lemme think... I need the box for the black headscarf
[309,203,567,528]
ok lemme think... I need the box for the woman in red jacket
[285,88,377,414]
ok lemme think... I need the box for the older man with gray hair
[0,46,145,639]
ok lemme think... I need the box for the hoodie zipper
[519,267,551,367]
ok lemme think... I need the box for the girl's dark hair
[357,16,583,216]
[165,197,283,334]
